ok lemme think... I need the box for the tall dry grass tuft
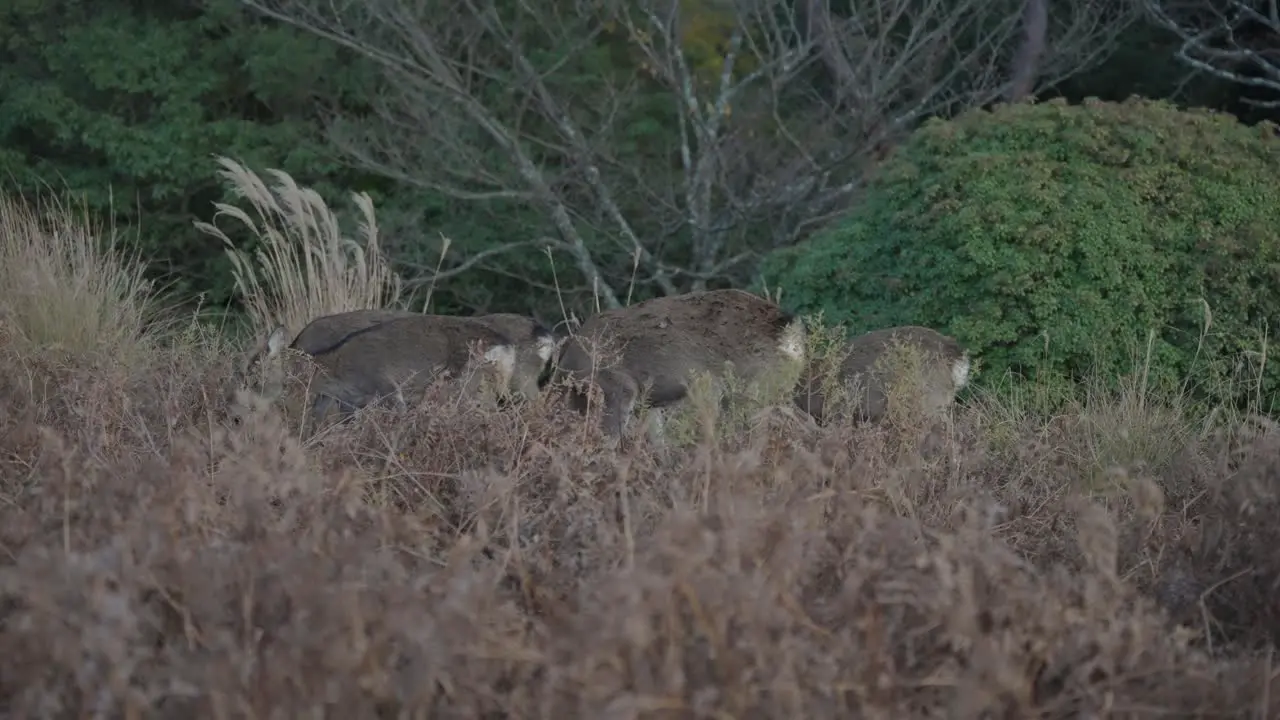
[0,192,159,363]
[193,156,403,339]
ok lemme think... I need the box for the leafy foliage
[761,97,1280,409]
[0,0,1272,324]
[0,0,386,306]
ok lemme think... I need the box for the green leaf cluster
[0,0,387,305]
[761,97,1280,408]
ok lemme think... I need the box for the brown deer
[235,311,559,427]
[288,309,560,397]
[554,289,807,439]
[794,325,970,425]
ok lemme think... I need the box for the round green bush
[761,97,1280,408]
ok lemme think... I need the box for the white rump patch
[535,334,557,363]
[484,344,517,381]
[777,319,807,361]
[952,353,971,390]
[265,325,290,358]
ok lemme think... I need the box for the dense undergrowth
[4,168,1280,718]
[5,321,1280,718]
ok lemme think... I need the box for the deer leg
[645,407,667,446]
[310,378,366,431]
[600,369,639,439]
[308,393,339,432]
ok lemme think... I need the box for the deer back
[291,309,420,355]
[559,289,806,407]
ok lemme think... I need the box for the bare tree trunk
[1007,0,1049,102]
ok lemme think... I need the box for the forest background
[4,0,1271,329]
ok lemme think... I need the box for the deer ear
[265,325,289,358]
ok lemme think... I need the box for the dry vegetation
[3,165,1280,718]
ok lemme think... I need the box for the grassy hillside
[1,162,1278,717]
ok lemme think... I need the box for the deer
[553,289,808,440]
[233,311,560,428]
[793,325,971,426]
[289,309,561,395]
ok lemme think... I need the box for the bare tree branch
[471,0,680,296]
[1138,0,1280,107]
[241,0,625,308]
[613,0,1133,267]
[399,239,537,287]
[236,0,1133,314]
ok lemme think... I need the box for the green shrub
[761,97,1280,410]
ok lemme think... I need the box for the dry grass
[193,156,404,341]
[0,192,161,364]
[5,327,1280,718]
[3,193,1280,718]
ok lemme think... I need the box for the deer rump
[794,325,970,425]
